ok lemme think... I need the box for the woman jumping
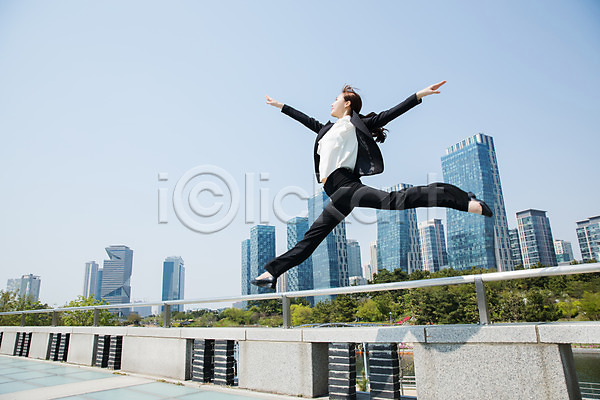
[251,81,492,289]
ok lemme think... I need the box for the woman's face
[331,93,350,118]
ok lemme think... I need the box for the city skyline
[1,2,598,306]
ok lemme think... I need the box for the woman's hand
[265,95,284,109]
[416,80,447,100]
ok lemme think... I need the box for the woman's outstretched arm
[363,80,446,129]
[266,95,324,134]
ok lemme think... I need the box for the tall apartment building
[553,240,574,264]
[509,229,523,268]
[576,216,600,261]
[516,209,557,268]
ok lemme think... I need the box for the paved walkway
[0,355,417,400]
[0,355,308,400]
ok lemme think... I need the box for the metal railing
[1,263,599,328]
[581,381,600,400]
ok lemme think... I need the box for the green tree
[579,291,600,320]
[557,300,580,319]
[312,300,334,324]
[0,290,52,326]
[356,298,384,322]
[127,312,142,326]
[523,289,561,322]
[331,295,357,323]
[62,295,117,326]
[291,304,313,326]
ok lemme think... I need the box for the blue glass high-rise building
[347,239,363,278]
[249,225,276,294]
[516,209,557,268]
[308,190,349,300]
[376,183,422,274]
[241,239,251,297]
[286,217,314,292]
[418,219,448,273]
[162,256,185,313]
[441,133,512,271]
[101,245,133,308]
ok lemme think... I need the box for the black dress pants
[264,167,470,279]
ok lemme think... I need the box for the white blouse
[317,115,358,182]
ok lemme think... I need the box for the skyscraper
[101,245,133,310]
[418,219,448,273]
[509,228,523,268]
[83,261,99,299]
[249,225,276,294]
[8,274,41,302]
[286,217,314,292]
[376,183,422,274]
[96,268,103,301]
[241,239,251,297]
[369,241,378,274]
[6,279,21,293]
[347,239,363,278]
[554,240,574,264]
[441,133,512,271]
[576,216,600,262]
[516,209,557,268]
[162,256,185,313]
[308,190,349,299]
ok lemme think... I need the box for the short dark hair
[341,84,387,143]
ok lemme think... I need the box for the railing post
[51,311,58,327]
[20,313,26,327]
[163,304,171,328]
[93,308,100,327]
[282,296,291,328]
[474,275,491,325]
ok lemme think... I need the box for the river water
[573,350,600,383]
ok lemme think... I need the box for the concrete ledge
[180,327,246,340]
[302,326,426,343]
[28,332,50,360]
[413,342,578,400]
[238,341,328,397]
[0,332,16,355]
[82,327,128,336]
[245,328,302,342]
[125,327,182,338]
[121,336,189,380]
[424,323,539,344]
[537,322,600,344]
[67,333,95,365]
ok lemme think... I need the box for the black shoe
[250,276,277,289]
[467,192,493,217]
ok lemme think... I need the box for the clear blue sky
[1,1,598,308]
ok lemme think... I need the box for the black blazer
[281,93,422,182]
